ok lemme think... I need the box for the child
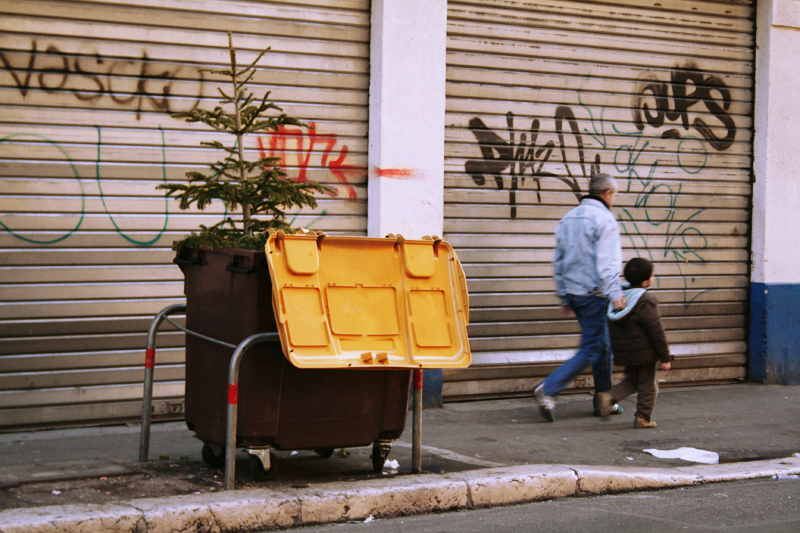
[597,257,672,428]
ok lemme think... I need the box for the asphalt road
[287,477,800,532]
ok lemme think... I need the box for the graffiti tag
[257,123,363,200]
[464,66,739,307]
[632,66,736,150]
[1,40,205,119]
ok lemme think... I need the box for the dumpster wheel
[370,440,392,473]
[201,442,225,469]
[248,449,278,481]
[314,448,334,459]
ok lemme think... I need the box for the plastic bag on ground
[643,447,719,464]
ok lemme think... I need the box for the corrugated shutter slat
[0,0,369,429]
[443,0,754,399]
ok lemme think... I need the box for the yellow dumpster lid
[265,231,471,369]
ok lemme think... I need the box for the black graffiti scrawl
[632,66,736,151]
[465,109,598,218]
[463,64,741,308]
[0,39,205,120]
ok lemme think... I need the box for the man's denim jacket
[553,197,623,305]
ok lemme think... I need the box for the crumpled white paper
[643,447,719,464]
[384,459,399,469]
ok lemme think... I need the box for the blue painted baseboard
[422,369,443,408]
[750,282,800,384]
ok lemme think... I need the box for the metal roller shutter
[0,0,369,429]
[444,0,753,400]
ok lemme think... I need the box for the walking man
[534,173,626,422]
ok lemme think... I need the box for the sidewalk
[1,383,799,531]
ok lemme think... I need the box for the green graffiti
[288,210,329,229]
[0,133,86,244]
[612,130,650,193]
[599,121,709,308]
[619,208,653,262]
[94,125,169,246]
[578,82,608,149]
[677,135,708,174]
[1,127,169,246]
[3,128,332,247]
[674,251,710,307]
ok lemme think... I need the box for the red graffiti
[371,166,418,179]
[257,123,362,199]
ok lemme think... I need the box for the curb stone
[673,455,800,483]
[0,503,143,533]
[133,490,301,533]
[444,465,577,507]
[297,475,467,525]
[569,465,699,495]
[1,457,799,533]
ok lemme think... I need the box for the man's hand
[560,306,574,317]
[661,362,671,371]
[612,295,627,311]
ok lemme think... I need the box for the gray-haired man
[535,173,627,422]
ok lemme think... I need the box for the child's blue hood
[607,285,647,321]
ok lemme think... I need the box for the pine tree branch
[162,32,332,250]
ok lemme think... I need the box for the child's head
[624,257,654,287]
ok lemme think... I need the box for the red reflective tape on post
[228,384,239,405]
[414,369,424,390]
[145,348,156,369]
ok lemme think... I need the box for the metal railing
[139,304,424,489]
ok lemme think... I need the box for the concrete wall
[368,0,447,404]
[751,0,800,383]
[368,0,447,240]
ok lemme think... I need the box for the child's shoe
[634,416,657,429]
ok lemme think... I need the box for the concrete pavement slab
[0,460,136,489]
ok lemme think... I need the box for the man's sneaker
[595,392,613,419]
[534,383,556,422]
[634,416,657,429]
[593,402,624,417]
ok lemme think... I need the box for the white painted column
[368,0,447,239]
[750,0,800,383]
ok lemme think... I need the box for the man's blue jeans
[540,294,613,398]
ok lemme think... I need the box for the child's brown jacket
[607,291,672,366]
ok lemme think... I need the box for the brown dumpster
[176,233,470,479]
[177,247,411,474]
